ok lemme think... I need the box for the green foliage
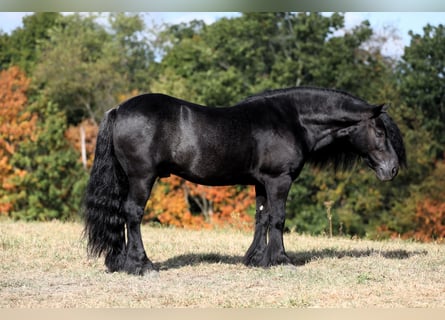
[285,167,326,234]
[8,100,88,221]
[108,13,157,92]
[34,13,155,124]
[371,25,445,238]
[0,13,62,73]
[158,13,388,105]
[33,13,120,124]
[398,24,445,153]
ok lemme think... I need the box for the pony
[84,86,406,275]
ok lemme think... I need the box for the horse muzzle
[375,164,399,181]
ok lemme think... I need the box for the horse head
[343,104,406,181]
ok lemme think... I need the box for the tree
[368,23,445,240]
[145,176,208,229]
[0,13,62,73]
[158,13,389,106]
[377,160,445,242]
[0,66,37,215]
[65,119,98,170]
[34,13,156,124]
[33,13,123,124]
[409,199,445,242]
[145,176,255,230]
[108,13,156,92]
[398,24,445,155]
[7,99,88,221]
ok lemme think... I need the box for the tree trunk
[80,125,87,170]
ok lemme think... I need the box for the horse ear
[370,103,387,118]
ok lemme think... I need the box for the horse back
[113,94,258,185]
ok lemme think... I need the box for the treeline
[0,13,443,241]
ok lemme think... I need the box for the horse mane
[240,86,407,172]
[307,139,362,172]
[239,86,368,105]
[243,86,367,171]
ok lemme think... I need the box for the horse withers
[84,87,406,275]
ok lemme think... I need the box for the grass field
[1,220,444,307]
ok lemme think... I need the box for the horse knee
[123,200,144,224]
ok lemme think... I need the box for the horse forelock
[380,113,407,168]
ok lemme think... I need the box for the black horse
[84,86,406,275]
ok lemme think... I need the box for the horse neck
[297,100,370,152]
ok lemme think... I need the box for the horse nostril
[391,167,398,176]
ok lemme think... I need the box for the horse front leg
[122,176,157,276]
[260,175,293,267]
[244,184,269,266]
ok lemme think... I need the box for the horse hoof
[244,256,267,268]
[141,269,160,279]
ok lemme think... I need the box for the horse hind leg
[104,234,127,273]
[122,175,157,275]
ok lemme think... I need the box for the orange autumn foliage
[406,160,445,243]
[0,66,37,214]
[387,160,445,243]
[145,175,255,231]
[406,199,445,243]
[65,118,98,169]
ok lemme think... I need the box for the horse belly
[167,139,253,186]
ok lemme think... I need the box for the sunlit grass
[1,220,444,307]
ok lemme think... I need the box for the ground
[0,220,444,307]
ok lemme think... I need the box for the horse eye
[375,129,384,138]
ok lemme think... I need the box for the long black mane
[240,86,369,105]
[240,86,406,172]
[308,138,362,172]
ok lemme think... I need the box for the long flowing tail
[83,109,128,271]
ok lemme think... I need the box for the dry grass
[1,220,444,308]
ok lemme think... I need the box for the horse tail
[83,108,128,271]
